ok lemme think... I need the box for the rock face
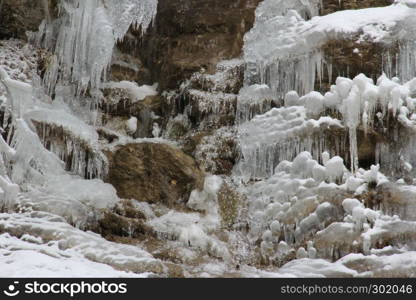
[318,37,396,92]
[101,90,164,139]
[110,51,152,85]
[194,128,238,175]
[0,0,57,40]
[106,143,205,207]
[126,0,261,90]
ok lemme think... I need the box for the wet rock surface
[123,0,261,90]
[106,143,205,207]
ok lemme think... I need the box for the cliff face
[0,0,394,90]
[116,0,261,90]
[1,0,260,89]
[2,0,416,278]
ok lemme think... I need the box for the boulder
[106,143,205,207]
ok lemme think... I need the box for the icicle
[339,81,363,173]
[0,134,19,210]
[383,40,416,83]
[32,0,158,98]
[242,0,323,106]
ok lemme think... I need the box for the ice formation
[0,0,161,232]
[148,176,230,261]
[236,145,416,271]
[0,212,163,277]
[233,2,416,270]
[236,84,274,124]
[236,72,416,180]
[243,1,416,101]
[126,116,138,135]
[0,35,122,227]
[32,0,158,96]
[104,81,158,104]
[3,0,416,278]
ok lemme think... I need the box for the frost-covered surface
[237,73,416,179]
[148,176,231,261]
[243,1,416,98]
[222,0,416,278]
[32,0,158,95]
[104,81,158,104]
[236,84,274,124]
[236,105,343,179]
[3,0,416,278]
[0,212,161,277]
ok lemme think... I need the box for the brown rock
[124,0,261,90]
[97,211,153,240]
[106,143,205,207]
[0,0,58,40]
[110,52,152,85]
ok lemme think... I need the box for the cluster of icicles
[31,0,158,96]
[236,73,416,180]
[0,0,158,209]
[242,0,416,105]
[236,0,416,181]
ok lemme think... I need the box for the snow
[126,116,138,135]
[105,81,158,103]
[342,198,364,215]
[311,5,412,41]
[0,249,142,278]
[243,1,416,98]
[2,0,416,279]
[236,105,343,179]
[324,156,345,182]
[0,212,163,277]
